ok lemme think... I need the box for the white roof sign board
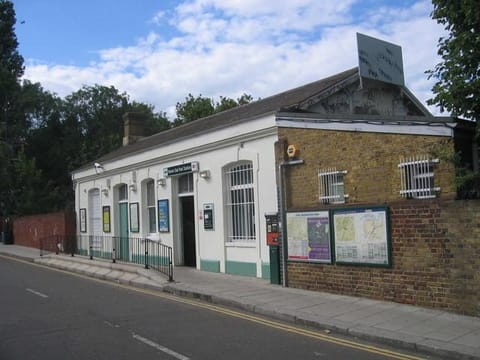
[357,33,404,86]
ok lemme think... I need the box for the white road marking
[26,288,48,298]
[132,333,190,360]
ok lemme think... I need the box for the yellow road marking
[1,255,425,360]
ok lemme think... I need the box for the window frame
[318,168,348,204]
[398,156,440,199]
[224,161,256,244]
[146,179,157,233]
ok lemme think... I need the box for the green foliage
[426,0,480,125]
[174,93,253,125]
[174,93,215,126]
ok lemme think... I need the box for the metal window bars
[399,155,440,199]
[225,162,256,242]
[318,168,348,204]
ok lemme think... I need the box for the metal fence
[40,234,173,281]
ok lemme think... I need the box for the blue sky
[13,0,444,118]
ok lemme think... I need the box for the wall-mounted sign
[129,203,139,233]
[164,161,199,177]
[287,211,331,263]
[357,32,404,86]
[332,206,391,266]
[79,208,87,233]
[102,206,111,233]
[158,199,170,232]
[203,203,214,230]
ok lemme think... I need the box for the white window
[118,184,128,201]
[399,156,440,199]
[178,173,194,194]
[146,180,156,233]
[224,162,256,243]
[318,168,348,204]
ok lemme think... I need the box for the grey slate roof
[76,67,359,171]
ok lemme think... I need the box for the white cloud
[23,0,446,118]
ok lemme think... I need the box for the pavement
[1,243,479,360]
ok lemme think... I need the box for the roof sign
[357,33,404,86]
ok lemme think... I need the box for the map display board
[287,211,331,263]
[332,207,391,266]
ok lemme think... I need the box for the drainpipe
[278,159,304,287]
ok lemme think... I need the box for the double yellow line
[133,287,425,360]
[4,255,424,360]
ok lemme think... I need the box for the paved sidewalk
[1,243,479,360]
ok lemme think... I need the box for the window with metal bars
[318,168,348,204]
[398,156,440,199]
[224,162,256,243]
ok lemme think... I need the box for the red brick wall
[12,211,76,249]
[287,199,480,316]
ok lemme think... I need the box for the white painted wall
[72,114,279,278]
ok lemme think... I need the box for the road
[0,257,433,360]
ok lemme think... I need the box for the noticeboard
[158,199,170,233]
[332,206,391,267]
[287,211,331,263]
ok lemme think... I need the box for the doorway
[180,196,196,267]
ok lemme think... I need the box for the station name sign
[164,161,199,177]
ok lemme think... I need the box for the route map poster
[287,211,331,263]
[332,207,391,266]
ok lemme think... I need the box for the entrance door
[119,202,129,261]
[181,196,196,267]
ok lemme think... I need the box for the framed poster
[102,206,111,233]
[332,206,391,267]
[129,203,139,233]
[79,208,87,233]
[286,211,331,263]
[158,199,169,232]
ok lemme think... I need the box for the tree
[174,93,215,126]
[427,1,480,126]
[0,0,26,217]
[174,93,254,126]
[62,84,170,170]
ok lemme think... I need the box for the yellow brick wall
[278,127,456,209]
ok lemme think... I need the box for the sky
[13,0,446,119]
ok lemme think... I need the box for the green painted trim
[131,254,170,266]
[225,260,256,277]
[261,262,270,280]
[200,259,220,273]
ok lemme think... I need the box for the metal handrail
[39,234,173,281]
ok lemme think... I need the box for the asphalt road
[0,257,431,360]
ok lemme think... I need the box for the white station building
[72,35,461,279]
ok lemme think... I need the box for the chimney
[122,112,146,146]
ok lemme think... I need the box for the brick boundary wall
[287,199,480,316]
[12,211,76,249]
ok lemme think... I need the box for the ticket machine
[265,213,280,284]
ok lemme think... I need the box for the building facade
[72,68,473,290]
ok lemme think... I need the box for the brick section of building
[287,199,480,316]
[279,127,478,316]
[278,128,456,210]
[13,211,76,249]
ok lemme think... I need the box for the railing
[40,234,173,282]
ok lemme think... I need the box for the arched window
[224,161,255,243]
